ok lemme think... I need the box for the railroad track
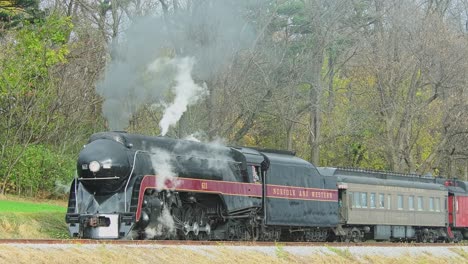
[0,239,465,247]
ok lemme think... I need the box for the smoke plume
[96,1,255,133]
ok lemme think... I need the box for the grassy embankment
[0,195,69,239]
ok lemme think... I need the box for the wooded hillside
[1,0,467,196]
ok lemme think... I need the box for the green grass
[0,197,69,239]
[0,200,66,213]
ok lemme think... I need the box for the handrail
[336,167,422,178]
[74,174,78,212]
[78,177,120,180]
[124,150,144,212]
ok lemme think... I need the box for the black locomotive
[66,131,338,240]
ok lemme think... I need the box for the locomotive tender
[66,131,468,242]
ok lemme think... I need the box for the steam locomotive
[66,131,468,242]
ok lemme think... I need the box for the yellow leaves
[0,0,14,7]
[242,134,256,146]
[0,0,17,8]
[0,0,26,15]
[414,101,443,164]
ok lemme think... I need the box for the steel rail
[0,239,465,247]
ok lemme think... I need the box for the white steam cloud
[149,147,178,191]
[153,57,208,136]
[146,148,178,239]
[184,133,202,142]
[144,207,175,239]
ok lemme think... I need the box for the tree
[0,13,73,194]
[343,0,468,174]
[0,0,44,31]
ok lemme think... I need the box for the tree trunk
[286,123,294,151]
[309,51,324,165]
[327,50,335,112]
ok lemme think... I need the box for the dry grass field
[0,245,466,264]
[0,194,67,208]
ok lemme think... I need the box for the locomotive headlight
[89,161,101,173]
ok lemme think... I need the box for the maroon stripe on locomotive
[135,175,338,221]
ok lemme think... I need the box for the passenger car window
[408,196,414,210]
[379,194,385,208]
[361,192,368,208]
[370,193,376,208]
[398,195,403,210]
[417,196,423,211]
[435,198,440,212]
[354,192,360,208]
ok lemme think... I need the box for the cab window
[249,165,261,183]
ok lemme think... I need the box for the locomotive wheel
[227,220,245,240]
[171,206,185,239]
[186,232,195,240]
[351,230,361,243]
[344,229,361,243]
[198,231,208,241]
[420,234,428,243]
[193,222,200,236]
[454,231,463,243]
[182,206,196,238]
[291,232,304,242]
[176,202,211,240]
[251,226,259,241]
